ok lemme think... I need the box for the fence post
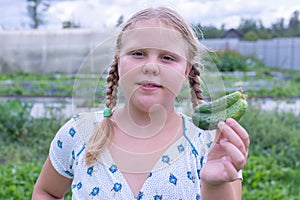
[291,38,295,70]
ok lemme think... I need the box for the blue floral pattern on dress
[72,114,79,120]
[161,155,170,164]
[69,127,76,137]
[177,144,184,152]
[77,182,82,190]
[136,191,144,200]
[65,170,73,177]
[112,183,122,192]
[49,112,222,199]
[169,174,177,185]
[187,171,195,183]
[207,141,213,148]
[90,187,100,196]
[87,166,94,176]
[57,140,63,148]
[109,164,117,173]
[153,195,162,200]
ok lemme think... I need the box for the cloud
[0,0,29,29]
[1,0,300,30]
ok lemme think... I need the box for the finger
[220,139,247,171]
[214,129,222,143]
[222,156,240,181]
[217,121,247,157]
[226,118,250,149]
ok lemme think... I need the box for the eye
[131,50,145,58]
[161,55,175,62]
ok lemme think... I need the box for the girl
[33,6,249,200]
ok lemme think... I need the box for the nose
[142,62,160,75]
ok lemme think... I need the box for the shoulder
[49,110,104,178]
[53,111,104,143]
[67,111,104,143]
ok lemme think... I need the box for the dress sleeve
[49,116,81,179]
[49,111,102,179]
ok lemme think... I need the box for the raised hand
[200,118,250,186]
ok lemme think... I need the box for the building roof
[220,29,243,39]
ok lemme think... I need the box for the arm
[200,118,249,200]
[201,180,242,200]
[32,156,72,200]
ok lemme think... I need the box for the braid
[188,63,204,108]
[85,57,119,166]
[106,56,119,109]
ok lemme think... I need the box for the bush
[0,162,72,200]
[243,155,300,200]
[0,100,66,164]
[0,100,70,199]
[0,162,42,199]
[240,106,300,199]
[208,50,250,72]
[240,106,300,167]
[0,100,33,143]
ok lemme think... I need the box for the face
[118,20,191,113]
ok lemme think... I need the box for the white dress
[49,110,242,200]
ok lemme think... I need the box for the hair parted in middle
[85,6,204,165]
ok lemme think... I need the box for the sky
[1,0,300,30]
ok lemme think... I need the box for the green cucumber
[192,98,248,130]
[195,91,242,113]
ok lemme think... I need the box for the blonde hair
[85,6,203,165]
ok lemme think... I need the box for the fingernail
[222,156,229,162]
[226,118,234,125]
[220,138,228,145]
[218,121,225,130]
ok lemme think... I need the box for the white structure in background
[202,37,300,70]
[0,29,299,73]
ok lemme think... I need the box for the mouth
[138,81,162,88]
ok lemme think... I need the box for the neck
[113,104,180,139]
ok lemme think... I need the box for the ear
[185,63,192,78]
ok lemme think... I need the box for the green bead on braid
[103,107,112,117]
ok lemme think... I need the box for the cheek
[118,57,130,76]
[159,65,186,96]
[119,66,140,99]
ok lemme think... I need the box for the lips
[138,81,162,88]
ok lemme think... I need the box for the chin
[129,98,160,111]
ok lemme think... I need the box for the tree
[192,23,225,39]
[238,19,258,35]
[287,10,300,36]
[27,0,50,29]
[257,20,272,39]
[62,20,81,29]
[244,30,259,41]
[271,18,285,38]
[288,10,299,30]
[116,15,124,27]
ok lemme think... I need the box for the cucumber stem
[241,93,247,100]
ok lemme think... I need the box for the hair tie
[103,107,112,117]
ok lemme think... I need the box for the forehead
[120,20,188,60]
